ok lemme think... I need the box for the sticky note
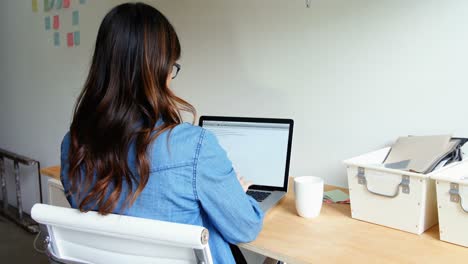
[79,0,86,4]
[44,0,55,12]
[74,31,80,46]
[323,190,349,203]
[72,10,79,26]
[44,0,50,11]
[53,15,60,29]
[55,0,62,9]
[44,16,51,30]
[54,32,60,47]
[67,32,74,47]
[63,0,70,8]
[32,0,38,12]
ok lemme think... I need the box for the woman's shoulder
[149,122,207,165]
[62,131,71,144]
[161,122,205,144]
[61,131,71,159]
[167,122,223,151]
[168,122,222,151]
[172,122,204,135]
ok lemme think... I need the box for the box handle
[357,167,410,198]
[449,183,468,214]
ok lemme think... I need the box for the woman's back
[61,2,264,262]
[61,122,264,263]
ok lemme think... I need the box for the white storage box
[431,160,468,247]
[344,147,438,234]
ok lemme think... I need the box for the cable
[33,230,47,254]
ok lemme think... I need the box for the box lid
[343,147,460,179]
[344,147,432,179]
[430,160,468,185]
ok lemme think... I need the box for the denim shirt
[60,123,264,263]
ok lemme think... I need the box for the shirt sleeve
[195,129,264,244]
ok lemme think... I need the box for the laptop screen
[201,119,291,189]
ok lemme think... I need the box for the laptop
[199,116,294,212]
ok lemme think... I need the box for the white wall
[0,0,128,212]
[1,0,468,214]
[159,0,468,184]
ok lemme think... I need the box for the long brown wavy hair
[68,3,195,214]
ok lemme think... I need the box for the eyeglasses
[171,63,181,79]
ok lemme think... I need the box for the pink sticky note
[53,15,60,29]
[63,0,70,8]
[67,32,74,47]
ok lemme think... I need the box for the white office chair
[31,203,213,264]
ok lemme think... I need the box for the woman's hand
[237,174,253,192]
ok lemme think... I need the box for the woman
[60,3,264,263]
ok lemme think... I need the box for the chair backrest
[31,204,213,264]
[47,178,71,208]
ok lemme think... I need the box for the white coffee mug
[294,176,324,218]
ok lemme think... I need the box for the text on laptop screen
[202,120,290,187]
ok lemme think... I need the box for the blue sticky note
[72,10,79,26]
[74,31,80,46]
[55,0,62,9]
[44,16,51,30]
[54,32,60,47]
[79,0,86,4]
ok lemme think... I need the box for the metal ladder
[0,148,42,233]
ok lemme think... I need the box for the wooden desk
[41,166,468,263]
[41,166,60,181]
[240,181,468,264]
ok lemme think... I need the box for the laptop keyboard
[246,190,271,202]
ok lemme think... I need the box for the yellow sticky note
[32,0,38,12]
